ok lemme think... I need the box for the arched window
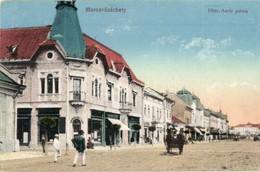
[40,73,59,94]
[119,88,127,104]
[47,74,53,93]
[73,119,81,133]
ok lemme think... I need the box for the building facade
[166,90,192,125]
[232,123,260,137]
[176,89,204,139]
[0,0,144,148]
[0,65,25,152]
[176,88,229,141]
[143,87,174,143]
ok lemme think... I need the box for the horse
[165,137,179,154]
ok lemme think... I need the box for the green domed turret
[48,0,86,59]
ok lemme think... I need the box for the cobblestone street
[1,140,260,171]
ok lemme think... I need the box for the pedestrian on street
[177,129,185,155]
[53,134,61,163]
[71,130,86,167]
[41,135,46,154]
[165,129,173,154]
[87,137,94,149]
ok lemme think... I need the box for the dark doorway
[17,108,31,146]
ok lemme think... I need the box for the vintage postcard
[0,0,260,171]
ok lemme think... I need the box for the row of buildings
[0,0,229,152]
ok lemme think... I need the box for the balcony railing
[119,102,132,114]
[69,91,86,106]
[152,116,160,124]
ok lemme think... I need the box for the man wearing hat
[53,134,61,163]
[177,129,185,155]
[71,130,86,167]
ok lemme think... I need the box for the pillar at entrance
[120,113,129,145]
[30,108,38,148]
[121,130,129,146]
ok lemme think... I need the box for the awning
[199,128,206,134]
[194,127,203,135]
[107,118,130,131]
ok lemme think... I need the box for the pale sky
[1,0,260,126]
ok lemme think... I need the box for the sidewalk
[0,143,165,161]
[0,151,44,161]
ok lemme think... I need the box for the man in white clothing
[53,134,60,163]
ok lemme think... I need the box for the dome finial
[57,0,76,6]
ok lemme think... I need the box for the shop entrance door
[91,119,103,145]
[17,117,31,146]
[17,108,31,146]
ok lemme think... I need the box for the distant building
[205,109,229,140]
[232,123,260,136]
[165,90,192,125]
[175,88,229,141]
[176,89,204,128]
[176,89,204,139]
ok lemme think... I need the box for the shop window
[38,108,60,142]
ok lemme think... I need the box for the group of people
[42,130,93,167]
[42,128,184,166]
[165,128,185,155]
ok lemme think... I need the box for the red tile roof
[172,116,185,124]
[234,123,260,128]
[39,39,58,46]
[0,26,144,86]
[84,34,144,86]
[0,26,52,59]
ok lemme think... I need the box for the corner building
[0,0,144,148]
[0,65,25,152]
